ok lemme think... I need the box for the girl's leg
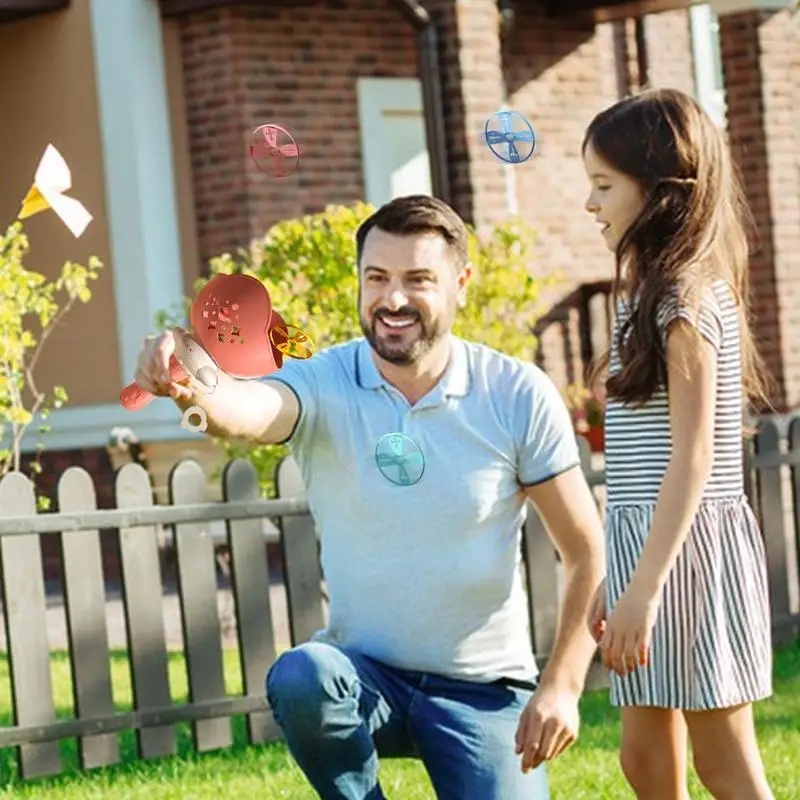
[684,703,773,800]
[620,707,690,800]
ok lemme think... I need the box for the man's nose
[384,284,408,310]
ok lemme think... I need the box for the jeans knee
[266,642,353,725]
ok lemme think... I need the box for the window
[356,78,432,206]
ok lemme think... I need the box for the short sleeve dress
[603,279,773,709]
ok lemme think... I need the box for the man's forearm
[538,551,604,694]
[172,372,282,444]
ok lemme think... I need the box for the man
[134,195,605,799]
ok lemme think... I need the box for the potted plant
[563,381,606,453]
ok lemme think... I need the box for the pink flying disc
[249,124,300,178]
[190,274,280,379]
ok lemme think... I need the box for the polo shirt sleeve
[261,355,323,449]
[516,366,581,487]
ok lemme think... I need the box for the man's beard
[360,307,443,365]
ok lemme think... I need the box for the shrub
[0,222,103,506]
[563,382,606,432]
[157,203,556,495]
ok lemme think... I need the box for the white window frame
[690,4,727,128]
[356,77,431,207]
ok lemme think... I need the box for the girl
[583,89,775,800]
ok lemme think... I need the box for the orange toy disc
[269,325,314,360]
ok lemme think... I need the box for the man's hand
[133,329,190,400]
[514,684,580,773]
[523,466,605,698]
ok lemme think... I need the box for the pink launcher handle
[120,354,187,411]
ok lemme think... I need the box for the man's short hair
[355,195,470,268]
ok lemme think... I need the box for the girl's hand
[600,587,659,676]
[587,579,607,644]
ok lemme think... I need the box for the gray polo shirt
[265,336,579,683]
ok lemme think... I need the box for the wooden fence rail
[0,416,798,781]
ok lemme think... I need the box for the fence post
[115,463,176,759]
[169,459,231,753]
[786,416,800,642]
[57,467,120,770]
[0,472,61,779]
[274,456,325,645]
[754,420,792,641]
[743,434,757,516]
[222,458,280,744]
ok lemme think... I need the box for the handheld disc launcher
[120,273,314,411]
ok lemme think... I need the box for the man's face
[358,228,470,366]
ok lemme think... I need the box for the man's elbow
[560,522,605,573]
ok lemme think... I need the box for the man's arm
[523,467,605,693]
[173,373,300,445]
[134,329,301,446]
[514,465,605,773]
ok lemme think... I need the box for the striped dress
[604,279,773,709]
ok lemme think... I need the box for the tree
[0,221,103,504]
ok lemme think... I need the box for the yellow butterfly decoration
[18,144,92,238]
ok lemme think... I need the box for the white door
[357,78,432,207]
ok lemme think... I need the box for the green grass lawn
[0,641,796,799]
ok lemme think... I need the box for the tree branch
[26,295,77,380]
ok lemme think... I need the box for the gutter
[389,0,452,205]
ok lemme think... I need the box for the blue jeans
[266,641,549,800]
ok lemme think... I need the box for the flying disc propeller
[269,325,314,359]
[374,432,425,487]
[249,124,300,178]
[483,110,536,165]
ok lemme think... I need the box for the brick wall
[718,7,800,409]
[178,1,418,268]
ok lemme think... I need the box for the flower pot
[584,424,605,453]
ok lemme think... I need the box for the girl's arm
[628,319,718,598]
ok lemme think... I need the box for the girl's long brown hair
[583,88,771,409]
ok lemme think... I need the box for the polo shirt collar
[355,336,471,398]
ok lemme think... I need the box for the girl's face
[583,139,647,253]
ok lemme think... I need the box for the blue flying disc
[375,432,425,487]
[483,110,536,164]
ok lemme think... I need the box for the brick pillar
[642,10,696,94]
[714,0,800,408]
[613,19,641,96]
[424,0,508,232]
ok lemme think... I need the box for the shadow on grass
[0,641,795,792]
